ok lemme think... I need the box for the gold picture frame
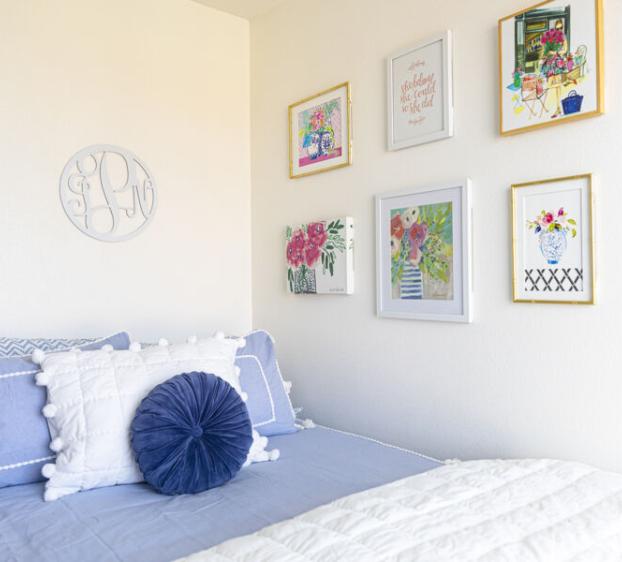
[288,82,352,179]
[511,173,595,304]
[498,0,604,136]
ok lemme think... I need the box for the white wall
[251,0,622,470]
[0,0,252,341]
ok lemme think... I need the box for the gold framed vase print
[499,0,604,135]
[512,174,595,304]
[288,82,352,179]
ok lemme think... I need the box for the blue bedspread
[0,426,440,562]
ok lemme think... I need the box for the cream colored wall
[0,0,251,340]
[251,0,622,470]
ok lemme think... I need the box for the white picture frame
[376,179,472,323]
[387,31,454,151]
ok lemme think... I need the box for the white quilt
[178,459,622,562]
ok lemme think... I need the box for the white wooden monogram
[59,145,157,242]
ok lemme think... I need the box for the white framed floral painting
[376,180,472,322]
[499,0,604,135]
[512,174,595,304]
[286,217,354,295]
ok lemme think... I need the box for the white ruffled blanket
[177,458,622,561]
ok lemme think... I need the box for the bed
[0,426,440,562]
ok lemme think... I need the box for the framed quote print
[512,174,595,304]
[289,82,352,179]
[387,31,454,150]
[376,179,472,323]
[499,0,604,135]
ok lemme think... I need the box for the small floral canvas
[286,217,354,295]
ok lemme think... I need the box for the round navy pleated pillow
[130,372,253,495]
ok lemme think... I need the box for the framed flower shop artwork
[499,0,604,136]
[286,217,354,295]
[387,31,454,151]
[288,82,352,179]
[376,180,472,322]
[511,174,595,304]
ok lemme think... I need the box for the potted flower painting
[286,217,354,295]
[512,174,595,304]
[390,204,453,300]
[376,180,473,323]
[527,208,577,264]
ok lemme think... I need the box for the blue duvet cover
[0,426,440,562]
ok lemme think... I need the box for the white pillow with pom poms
[35,334,278,501]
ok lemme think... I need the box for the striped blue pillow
[0,332,131,488]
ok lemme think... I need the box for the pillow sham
[237,330,297,436]
[131,372,253,495]
[0,336,100,359]
[0,332,131,489]
[37,335,277,501]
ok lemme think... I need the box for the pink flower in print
[304,237,321,268]
[310,110,325,131]
[292,229,306,250]
[408,223,428,265]
[307,222,328,247]
[543,213,554,225]
[391,214,404,239]
[286,240,304,267]
[409,222,428,249]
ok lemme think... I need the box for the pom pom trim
[41,463,56,478]
[35,372,50,387]
[32,349,46,365]
[50,437,64,453]
[42,404,58,418]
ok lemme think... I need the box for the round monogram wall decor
[59,144,157,242]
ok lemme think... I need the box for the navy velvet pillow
[130,372,253,495]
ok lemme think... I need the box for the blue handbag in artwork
[562,90,584,115]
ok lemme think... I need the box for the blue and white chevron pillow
[0,336,97,358]
[0,332,131,488]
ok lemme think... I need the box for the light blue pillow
[0,332,131,488]
[237,330,297,436]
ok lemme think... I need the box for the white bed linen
[177,458,622,561]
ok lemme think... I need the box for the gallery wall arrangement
[285,0,603,320]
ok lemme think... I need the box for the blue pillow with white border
[0,332,131,488]
[237,330,297,436]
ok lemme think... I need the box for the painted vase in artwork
[539,229,567,264]
[527,208,577,265]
